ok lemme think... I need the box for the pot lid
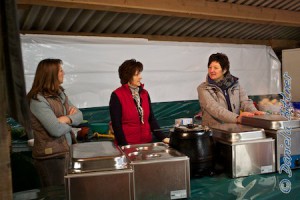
[174,124,210,133]
[210,123,265,143]
[241,114,300,130]
[69,141,129,174]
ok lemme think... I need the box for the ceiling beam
[17,0,300,27]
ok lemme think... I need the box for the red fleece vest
[114,84,152,144]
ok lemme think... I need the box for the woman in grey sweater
[197,53,264,127]
[27,58,83,187]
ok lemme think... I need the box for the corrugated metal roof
[17,0,300,50]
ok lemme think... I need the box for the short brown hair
[118,59,143,85]
[208,53,230,75]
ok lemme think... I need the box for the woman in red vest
[109,59,169,145]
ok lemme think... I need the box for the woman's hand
[236,112,254,123]
[58,116,71,124]
[69,106,78,115]
[253,111,265,115]
[163,137,170,144]
[236,111,265,123]
[57,107,78,124]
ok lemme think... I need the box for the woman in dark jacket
[109,59,169,145]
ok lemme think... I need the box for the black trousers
[34,154,69,187]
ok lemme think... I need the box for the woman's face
[58,64,64,84]
[129,70,142,87]
[208,61,224,81]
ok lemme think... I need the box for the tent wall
[21,35,281,108]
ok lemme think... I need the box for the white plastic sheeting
[21,34,281,108]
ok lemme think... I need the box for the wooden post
[0,48,13,200]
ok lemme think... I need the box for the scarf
[207,72,238,90]
[129,85,144,124]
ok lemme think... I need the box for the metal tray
[122,142,191,199]
[241,114,300,130]
[122,142,187,162]
[69,141,129,173]
[210,123,265,143]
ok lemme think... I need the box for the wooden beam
[0,124,12,200]
[17,0,300,27]
[20,30,300,51]
[0,44,13,200]
[270,39,300,51]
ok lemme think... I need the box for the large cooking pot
[169,124,215,176]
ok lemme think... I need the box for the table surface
[13,169,300,200]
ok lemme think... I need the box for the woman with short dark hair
[109,59,169,145]
[197,53,264,126]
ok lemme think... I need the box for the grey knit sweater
[30,92,83,145]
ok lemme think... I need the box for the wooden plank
[16,0,300,27]
[0,46,13,200]
[0,124,12,200]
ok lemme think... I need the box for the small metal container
[241,114,300,130]
[122,142,190,200]
[68,141,128,173]
[242,115,300,170]
[211,123,266,142]
[65,141,134,200]
[211,124,275,178]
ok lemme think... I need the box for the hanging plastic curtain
[0,0,32,139]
